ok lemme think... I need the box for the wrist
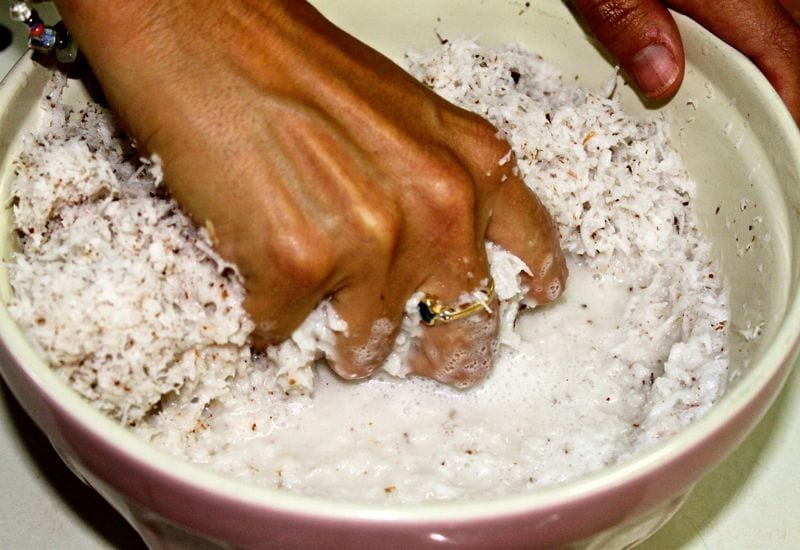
[50,0,318,86]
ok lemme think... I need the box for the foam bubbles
[539,253,554,279]
[546,278,562,301]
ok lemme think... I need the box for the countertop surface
[1,9,799,550]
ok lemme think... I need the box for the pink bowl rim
[1,11,799,524]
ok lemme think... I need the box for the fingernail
[630,43,679,98]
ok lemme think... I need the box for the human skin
[51,0,567,387]
[50,0,798,387]
[572,0,800,123]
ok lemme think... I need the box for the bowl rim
[1,9,799,524]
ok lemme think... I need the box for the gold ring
[418,281,495,326]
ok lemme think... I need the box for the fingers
[486,174,568,305]
[309,236,502,386]
[573,0,800,121]
[244,285,323,350]
[410,302,500,388]
[326,278,406,380]
[572,0,685,99]
[779,0,800,24]
[239,224,338,348]
[409,255,501,388]
[328,187,503,387]
[666,0,800,123]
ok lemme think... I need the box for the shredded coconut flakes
[7,40,729,501]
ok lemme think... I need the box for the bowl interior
[0,0,798,519]
[316,0,800,385]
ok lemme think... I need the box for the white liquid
[171,259,647,502]
[10,42,729,505]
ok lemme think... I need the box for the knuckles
[405,152,478,232]
[347,201,404,258]
[403,149,485,240]
[448,108,516,182]
[471,116,515,171]
[264,231,337,290]
[575,0,648,39]
[422,171,478,223]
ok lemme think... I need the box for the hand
[52,0,567,387]
[572,0,800,123]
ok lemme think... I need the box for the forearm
[52,0,165,64]
[47,0,567,385]
[52,1,426,134]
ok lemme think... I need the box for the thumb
[667,0,800,124]
[572,0,685,99]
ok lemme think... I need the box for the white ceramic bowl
[1,1,799,548]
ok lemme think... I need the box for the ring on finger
[418,280,495,326]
